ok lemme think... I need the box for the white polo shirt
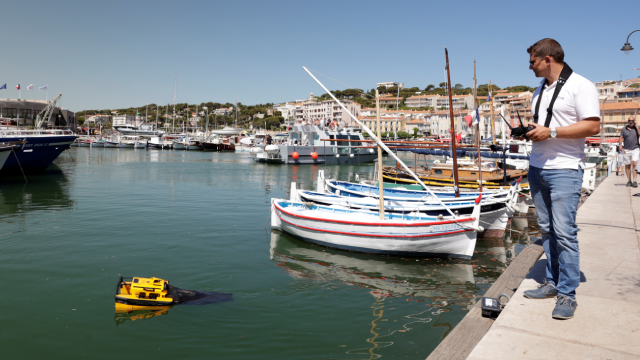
[529,71,600,170]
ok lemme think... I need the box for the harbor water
[0,148,538,359]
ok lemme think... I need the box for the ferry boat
[254,125,377,164]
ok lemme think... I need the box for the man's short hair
[630,116,636,121]
[527,38,564,63]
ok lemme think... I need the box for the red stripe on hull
[274,202,475,227]
[276,210,471,238]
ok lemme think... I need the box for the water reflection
[0,169,73,218]
[114,308,170,326]
[270,230,478,359]
[270,230,476,299]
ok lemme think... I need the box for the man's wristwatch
[550,128,557,139]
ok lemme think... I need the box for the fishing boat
[382,164,528,184]
[270,195,482,259]
[325,179,514,200]
[119,136,138,148]
[147,137,173,149]
[201,140,219,151]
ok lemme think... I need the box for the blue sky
[3,0,639,111]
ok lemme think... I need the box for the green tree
[397,131,411,139]
[387,86,399,94]
[342,88,363,98]
[439,82,447,88]
[352,97,372,108]
[425,85,435,91]
[377,86,387,94]
[412,127,419,137]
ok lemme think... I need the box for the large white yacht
[254,125,377,164]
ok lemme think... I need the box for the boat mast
[235,94,238,129]
[445,47,460,197]
[473,60,483,192]
[173,74,177,134]
[376,89,385,220]
[490,79,498,170]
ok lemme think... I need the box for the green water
[0,148,535,359]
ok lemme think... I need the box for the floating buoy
[335,154,340,158]
[292,152,299,160]
[349,154,354,158]
[369,149,375,153]
[311,152,318,159]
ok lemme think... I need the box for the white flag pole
[302,66,461,220]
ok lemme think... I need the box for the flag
[634,68,639,71]
[486,92,492,102]
[463,108,480,127]
[0,84,6,89]
[39,85,47,90]
[15,84,20,90]
[27,84,33,90]
[456,132,462,143]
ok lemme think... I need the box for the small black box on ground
[481,297,502,319]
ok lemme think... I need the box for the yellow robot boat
[115,276,174,312]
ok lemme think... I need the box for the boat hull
[0,134,76,174]
[255,145,377,164]
[270,199,478,259]
[202,142,219,151]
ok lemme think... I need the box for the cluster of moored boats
[72,131,262,152]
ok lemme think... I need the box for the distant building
[0,98,75,128]
[435,95,473,111]
[85,115,110,124]
[274,102,297,120]
[295,93,362,127]
[377,82,405,90]
[405,95,438,108]
[214,108,232,116]
[359,116,406,135]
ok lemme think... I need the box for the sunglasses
[529,58,543,67]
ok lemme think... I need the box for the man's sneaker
[552,295,577,319]
[627,181,632,187]
[523,282,558,299]
[633,181,638,188]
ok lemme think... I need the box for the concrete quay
[466,175,640,359]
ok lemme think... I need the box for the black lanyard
[533,63,573,128]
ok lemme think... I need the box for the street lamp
[621,30,639,55]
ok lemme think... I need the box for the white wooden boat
[297,188,512,238]
[270,195,482,259]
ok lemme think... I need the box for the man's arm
[620,135,625,151]
[526,118,600,142]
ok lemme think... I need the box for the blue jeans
[529,166,583,299]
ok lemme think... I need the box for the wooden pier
[428,175,640,359]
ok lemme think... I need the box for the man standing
[619,115,639,187]
[521,39,600,319]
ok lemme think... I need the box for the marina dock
[428,175,640,359]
